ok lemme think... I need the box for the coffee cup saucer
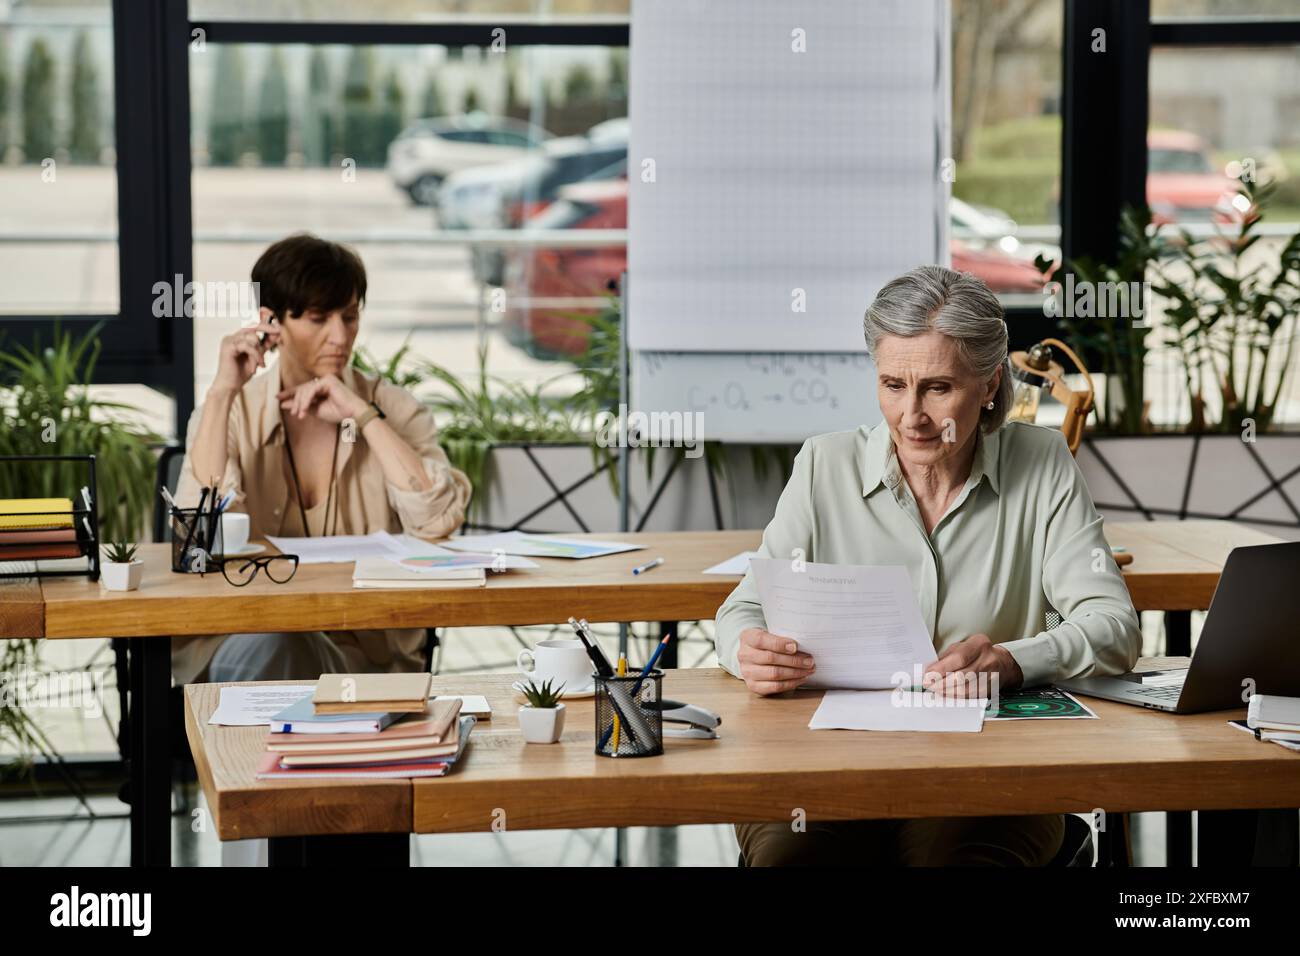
[512,679,595,699]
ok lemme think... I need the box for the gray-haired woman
[715,265,1141,866]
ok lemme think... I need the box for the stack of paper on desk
[442,530,643,559]
[809,690,987,732]
[749,558,936,690]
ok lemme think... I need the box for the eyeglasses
[210,554,300,587]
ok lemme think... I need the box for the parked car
[503,180,1050,360]
[1146,129,1240,225]
[440,124,627,286]
[439,125,628,232]
[503,180,628,359]
[386,113,551,206]
[950,196,1059,268]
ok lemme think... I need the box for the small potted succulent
[517,678,567,744]
[101,541,143,592]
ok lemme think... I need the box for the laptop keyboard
[1131,685,1183,700]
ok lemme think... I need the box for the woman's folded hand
[922,632,1024,698]
[738,628,816,696]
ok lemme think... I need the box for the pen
[567,616,615,677]
[205,477,221,553]
[182,487,208,571]
[632,556,664,576]
[159,486,178,510]
[612,654,627,752]
[631,633,672,695]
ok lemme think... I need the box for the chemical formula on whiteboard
[632,352,882,444]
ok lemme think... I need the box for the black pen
[182,487,208,571]
[567,616,614,677]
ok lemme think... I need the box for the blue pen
[632,633,672,694]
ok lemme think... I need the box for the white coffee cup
[517,639,593,693]
[219,512,250,554]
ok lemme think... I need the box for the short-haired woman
[172,233,472,685]
[716,265,1141,866]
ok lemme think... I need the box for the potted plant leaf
[101,541,142,592]
[517,678,566,744]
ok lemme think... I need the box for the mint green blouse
[715,420,1142,687]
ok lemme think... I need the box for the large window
[0,0,117,314]
[950,0,1063,305]
[188,36,628,405]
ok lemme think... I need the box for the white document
[442,530,644,560]
[749,558,936,690]
[208,685,312,726]
[265,530,408,564]
[810,690,986,732]
[704,550,759,575]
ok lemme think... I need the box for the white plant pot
[518,703,566,744]
[101,560,143,592]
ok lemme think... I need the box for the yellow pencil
[612,654,627,752]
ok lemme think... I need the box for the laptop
[1058,542,1300,714]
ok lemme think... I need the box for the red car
[505,181,1049,358]
[1147,129,1240,225]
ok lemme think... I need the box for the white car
[386,113,551,206]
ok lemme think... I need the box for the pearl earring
[985,401,994,409]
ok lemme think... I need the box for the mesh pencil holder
[170,507,223,574]
[594,668,664,758]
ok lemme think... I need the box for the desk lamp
[1006,338,1095,456]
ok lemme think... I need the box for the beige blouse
[171,363,473,685]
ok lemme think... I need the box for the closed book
[1247,694,1300,733]
[312,672,433,715]
[255,715,476,779]
[278,741,459,767]
[255,751,453,779]
[269,698,461,749]
[269,695,398,734]
[0,543,82,560]
[0,528,77,544]
[0,498,74,530]
[352,556,486,589]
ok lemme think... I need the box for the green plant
[0,326,161,771]
[1038,206,1158,434]
[1147,178,1300,434]
[0,324,163,543]
[103,540,138,564]
[519,678,565,708]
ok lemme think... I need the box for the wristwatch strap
[353,401,385,432]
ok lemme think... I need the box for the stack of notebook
[352,555,486,589]
[0,498,82,561]
[257,673,476,779]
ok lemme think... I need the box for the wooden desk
[27,521,1283,642]
[183,664,1300,865]
[10,520,1287,866]
[36,531,759,639]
